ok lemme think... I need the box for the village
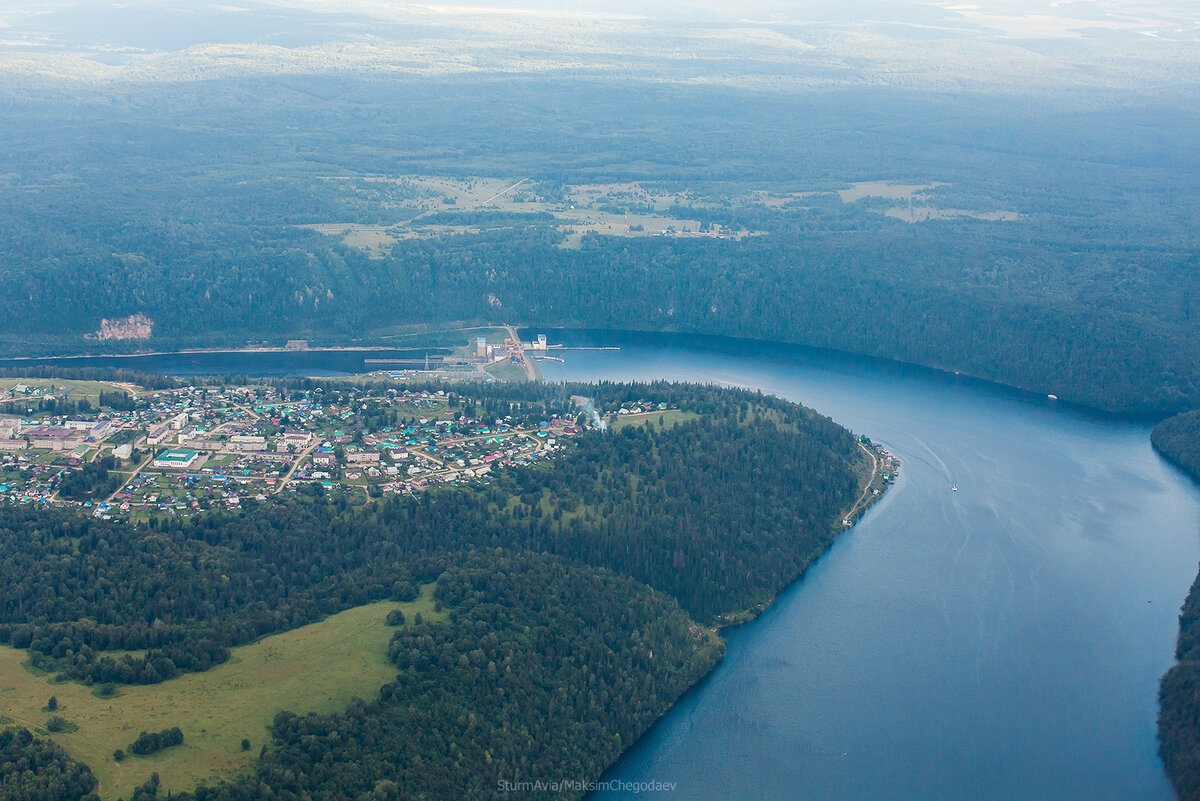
[0,379,680,520]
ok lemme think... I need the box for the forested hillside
[1152,411,1200,801]
[1,78,1198,414]
[168,551,722,801]
[0,380,866,800]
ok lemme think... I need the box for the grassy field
[1,376,134,403]
[0,586,446,799]
[485,360,530,383]
[609,410,699,432]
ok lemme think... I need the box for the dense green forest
[1152,411,1200,800]
[0,727,100,801]
[0,380,864,799]
[1,78,1198,414]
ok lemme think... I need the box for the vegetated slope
[176,551,722,801]
[0,381,862,800]
[1152,410,1200,800]
[2,78,1199,414]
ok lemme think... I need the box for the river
[11,331,1200,799]
[534,331,1199,801]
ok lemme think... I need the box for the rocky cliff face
[90,314,152,341]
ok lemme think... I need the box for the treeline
[1,396,101,417]
[0,365,180,390]
[413,210,558,228]
[0,727,100,801]
[1152,410,1200,800]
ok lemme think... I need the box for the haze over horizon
[0,0,1196,94]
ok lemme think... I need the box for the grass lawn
[485,360,528,383]
[609,410,699,432]
[0,585,446,799]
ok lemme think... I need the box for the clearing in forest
[0,587,445,799]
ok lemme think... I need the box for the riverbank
[527,328,1170,421]
[0,322,517,363]
[711,440,895,630]
[1150,410,1200,801]
[0,326,1175,420]
[0,344,449,361]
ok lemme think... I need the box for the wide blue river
[536,331,1200,801]
[12,330,1200,800]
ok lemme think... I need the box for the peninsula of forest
[0,376,886,800]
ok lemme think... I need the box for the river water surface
[12,331,1200,800]
[532,332,1199,801]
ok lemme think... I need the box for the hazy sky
[0,0,1194,91]
[2,0,1197,39]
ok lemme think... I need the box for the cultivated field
[302,175,747,254]
[303,174,1024,255]
[836,181,946,203]
[0,586,446,799]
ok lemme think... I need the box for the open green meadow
[609,409,699,432]
[1,377,134,402]
[484,360,530,383]
[0,586,445,799]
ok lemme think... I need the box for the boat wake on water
[907,434,959,491]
